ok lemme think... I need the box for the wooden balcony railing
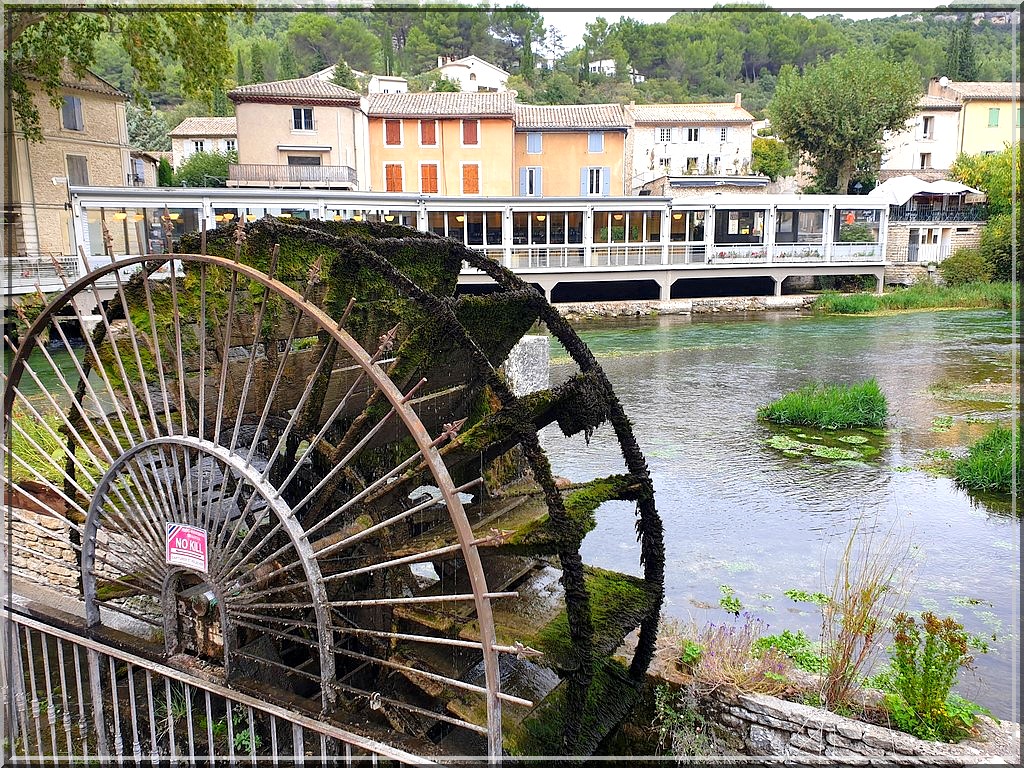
[228,164,357,187]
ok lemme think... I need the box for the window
[581,166,609,196]
[659,157,671,170]
[192,140,205,153]
[588,132,604,153]
[919,153,932,170]
[384,119,402,146]
[384,163,403,192]
[292,107,314,131]
[520,166,542,196]
[225,139,236,152]
[988,108,1000,127]
[720,127,728,142]
[66,155,89,186]
[462,163,480,194]
[526,132,542,154]
[462,119,479,146]
[686,127,699,142]
[658,127,672,143]
[61,96,83,131]
[921,116,934,139]
[419,120,437,146]
[287,156,321,166]
[420,163,439,193]
[686,157,699,173]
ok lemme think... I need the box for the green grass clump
[812,282,1015,314]
[753,629,826,675]
[952,425,1020,495]
[758,379,888,430]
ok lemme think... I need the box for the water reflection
[543,309,1017,719]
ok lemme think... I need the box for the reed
[813,282,1015,314]
[953,425,1019,495]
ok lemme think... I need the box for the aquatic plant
[758,379,888,430]
[680,614,792,696]
[753,629,826,674]
[952,425,1019,496]
[873,612,989,742]
[719,584,743,615]
[818,519,915,712]
[812,281,1016,314]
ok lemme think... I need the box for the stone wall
[555,295,816,320]
[8,506,80,595]
[884,263,935,286]
[700,688,1018,765]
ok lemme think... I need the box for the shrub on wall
[938,248,992,286]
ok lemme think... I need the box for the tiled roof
[917,95,962,111]
[29,64,126,98]
[169,117,237,138]
[939,81,1018,101]
[514,104,627,130]
[628,102,755,124]
[367,92,515,118]
[228,77,361,104]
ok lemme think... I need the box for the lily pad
[767,435,807,452]
[809,445,860,460]
[837,435,869,444]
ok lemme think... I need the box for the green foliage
[679,639,703,668]
[6,10,234,141]
[750,136,794,181]
[784,589,830,606]
[174,150,236,188]
[9,404,69,485]
[978,213,1020,283]
[767,48,920,193]
[652,685,716,756]
[950,144,1019,216]
[812,282,1016,314]
[331,58,360,90]
[758,379,888,430]
[837,223,876,243]
[874,612,985,742]
[938,248,992,287]
[719,584,743,615]
[126,103,171,151]
[157,157,174,187]
[753,630,826,674]
[953,425,1020,496]
[945,14,978,81]
[677,614,792,695]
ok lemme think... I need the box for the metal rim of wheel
[2,250,519,758]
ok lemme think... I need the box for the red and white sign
[166,523,209,573]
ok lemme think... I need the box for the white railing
[591,244,662,267]
[3,255,80,293]
[830,242,883,262]
[708,244,769,264]
[668,243,707,264]
[510,245,585,269]
[774,245,825,263]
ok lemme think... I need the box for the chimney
[734,93,742,107]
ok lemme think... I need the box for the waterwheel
[2,217,665,759]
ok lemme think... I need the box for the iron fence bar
[164,675,176,759]
[22,625,44,757]
[108,656,125,764]
[87,646,111,756]
[125,664,143,762]
[55,639,75,758]
[145,670,158,764]
[184,680,197,765]
[72,643,89,763]
[205,690,215,760]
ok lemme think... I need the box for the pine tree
[235,49,245,85]
[957,15,978,80]
[944,23,961,80]
[332,58,360,90]
[279,45,299,79]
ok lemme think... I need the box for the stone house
[626,97,755,193]
[227,77,367,189]
[880,95,963,175]
[513,104,630,197]
[168,116,237,169]
[6,66,131,260]
[436,55,509,93]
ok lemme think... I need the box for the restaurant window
[834,209,880,243]
[466,211,484,245]
[420,163,439,193]
[645,210,662,242]
[512,211,528,244]
[384,163,403,192]
[776,210,825,244]
[485,211,502,245]
[714,208,766,243]
[566,211,583,244]
[447,212,465,242]
[427,211,445,237]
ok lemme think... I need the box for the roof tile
[229,77,361,103]
[367,92,515,118]
[627,102,755,124]
[514,104,627,130]
[169,117,238,138]
[939,81,1017,101]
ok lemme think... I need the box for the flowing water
[541,309,1019,720]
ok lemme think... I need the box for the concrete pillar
[659,277,671,301]
[774,276,783,296]
[875,271,884,295]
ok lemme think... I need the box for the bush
[758,379,888,429]
[874,612,985,742]
[938,248,991,286]
[753,630,826,675]
[979,212,1020,283]
[678,614,792,696]
[174,150,236,187]
[953,425,1019,495]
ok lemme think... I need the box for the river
[541,308,1018,720]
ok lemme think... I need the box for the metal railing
[890,204,987,222]
[3,609,435,764]
[510,245,585,269]
[3,254,80,292]
[709,244,769,264]
[592,244,662,267]
[228,164,358,187]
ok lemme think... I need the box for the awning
[868,175,983,206]
[277,145,331,152]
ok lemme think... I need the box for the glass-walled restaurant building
[65,187,888,301]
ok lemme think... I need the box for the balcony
[890,204,988,222]
[2,254,79,294]
[228,164,358,189]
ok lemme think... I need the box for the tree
[126,103,170,150]
[335,18,382,72]
[945,14,978,81]
[767,49,920,193]
[750,137,794,181]
[235,48,245,85]
[157,157,174,187]
[174,150,236,187]
[951,144,1018,216]
[5,10,234,141]
[331,59,360,90]
[249,41,266,83]
[278,44,299,79]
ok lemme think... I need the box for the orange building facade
[366,92,516,196]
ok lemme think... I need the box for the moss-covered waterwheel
[2,218,664,759]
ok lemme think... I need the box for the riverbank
[813,282,1015,314]
[555,294,816,320]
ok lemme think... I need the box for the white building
[587,59,645,84]
[626,96,755,193]
[368,74,408,94]
[168,117,237,169]
[436,55,509,93]
[880,95,963,175]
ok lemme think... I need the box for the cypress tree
[957,15,978,80]
[249,44,265,83]
[235,49,245,85]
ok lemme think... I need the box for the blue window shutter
[519,167,528,196]
[580,168,588,195]
[535,168,543,196]
[601,167,611,196]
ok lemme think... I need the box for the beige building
[6,66,131,259]
[881,95,963,175]
[513,104,630,196]
[168,116,237,169]
[227,77,368,189]
[926,78,1019,156]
